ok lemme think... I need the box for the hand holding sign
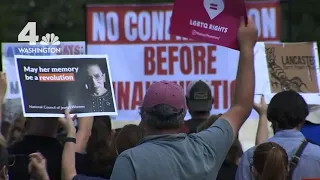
[238,17,258,48]
[58,109,77,136]
[0,72,7,102]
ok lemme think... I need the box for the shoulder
[304,142,320,161]
[239,146,255,164]
[72,175,107,180]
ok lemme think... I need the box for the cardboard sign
[170,0,247,50]
[265,43,319,93]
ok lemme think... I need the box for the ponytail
[253,142,288,180]
[260,147,288,180]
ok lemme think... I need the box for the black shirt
[75,153,113,179]
[216,161,238,180]
[184,118,207,133]
[8,135,87,180]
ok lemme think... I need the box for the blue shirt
[110,119,233,180]
[72,175,107,180]
[301,122,320,146]
[236,129,320,180]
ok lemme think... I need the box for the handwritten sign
[265,43,319,93]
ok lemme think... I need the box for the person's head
[25,117,59,138]
[86,116,116,173]
[139,81,187,134]
[197,114,243,164]
[115,124,146,155]
[86,64,106,95]
[0,135,8,180]
[267,90,309,132]
[252,142,288,180]
[186,80,213,118]
[7,113,26,146]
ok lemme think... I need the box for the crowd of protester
[0,17,319,180]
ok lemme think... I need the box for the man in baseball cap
[111,16,258,180]
[183,80,213,133]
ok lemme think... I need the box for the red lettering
[180,46,192,74]
[144,47,155,75]
[74,45,80,54]
[145,81,152,90]
[193,46,205,74]
[207,46,217,74]
[211,81,222,109]
[157,46,167,75]
[223,80,228,109]
[67,45,74,54]
[117,82,130,110]
[230,80,236,104]
[168,46,179,75]
[131,82,143,109]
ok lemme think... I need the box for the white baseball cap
[306,105,320,124]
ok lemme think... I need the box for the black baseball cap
[186,80,213,112]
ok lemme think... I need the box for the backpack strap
[288,139,308,179]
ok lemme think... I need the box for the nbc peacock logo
[40,33,61,46]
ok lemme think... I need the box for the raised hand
[28,152,50,180]
[0,72,7,102]
[58,109,77,134]
[237,16,258,48]
[253,95,268,115]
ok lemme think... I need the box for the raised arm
[253,95,269,145]
[220,17,258,141]
[75,116,93,153]
[0,72,7,130]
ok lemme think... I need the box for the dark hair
[267,90,309,130]
[86,116,116,173]
[197,114,243,164]
[7,114,26,146]
[253,142,288,180]
[139,104,186,129]
[115,124,146,154]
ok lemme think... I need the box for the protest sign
[2,42,86,99]
[253,42,320,105]
[86,3,281,120]
[265,42,319,93]
[169,0,247,50]
[14,55,117,117]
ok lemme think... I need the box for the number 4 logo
[18,22,39,45]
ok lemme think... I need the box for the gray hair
[140,104,186,129]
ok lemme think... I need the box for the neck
[191,114,209,120]
[149,129,180,135]
[94,88,107,96]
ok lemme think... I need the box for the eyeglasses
[88,74,104,81]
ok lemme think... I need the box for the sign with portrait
[14,55,117,117]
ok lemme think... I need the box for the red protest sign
[170,0,247,50]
